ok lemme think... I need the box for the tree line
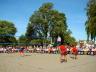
[0,0,95,46]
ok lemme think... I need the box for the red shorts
[19,51,24,53]
[61,51,67,55]
[72,51,78,55]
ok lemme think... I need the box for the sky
[0,0,88,41]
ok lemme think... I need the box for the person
[58,44,67,63]
[19,47,25,56]
[48,47,53,54]
[71,45,78,59]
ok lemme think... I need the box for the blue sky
[0,0,88,41]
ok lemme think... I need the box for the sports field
[0,53,96,72]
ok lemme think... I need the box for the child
[19,47,25,56]
[71,45,78,59]
[58,44,67,63]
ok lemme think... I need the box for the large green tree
[18,35,28,46]
[85,0,96,42]
[26,3,54,40]
[26,2,76,45]
[0,20,17,46]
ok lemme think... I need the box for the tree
[26,3,53,40]
[0,20,17,46]
[49,10,68,43]
[85,0,96,42]
[26,2,76,45]
[18,35,29,46]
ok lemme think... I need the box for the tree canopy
[0,20,17,46]
[26,2,76,45]
[85,0,96,42]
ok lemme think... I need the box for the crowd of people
[0,43,96,63]
[0,43,96,62]
[0,44,96,54]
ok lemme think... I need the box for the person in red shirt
[19,46,25,57]
[71,45,78,59]
[58,44,67,63]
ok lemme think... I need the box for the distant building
[78,40,95,48]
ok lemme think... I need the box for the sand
[0,53,96,72]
